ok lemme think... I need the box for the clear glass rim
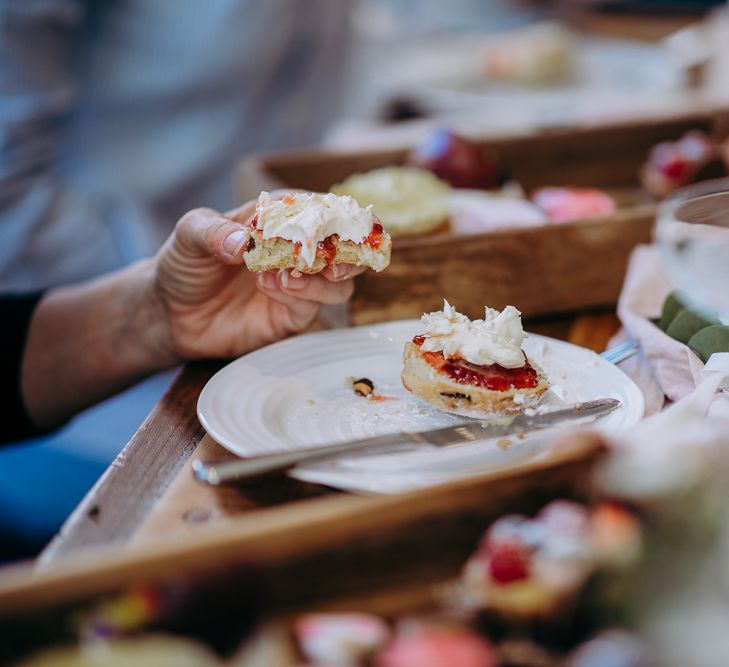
[656,177,729,322]
[659,177,729,224]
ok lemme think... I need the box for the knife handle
[192,433,418,485]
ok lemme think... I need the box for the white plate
[198,320,644,494]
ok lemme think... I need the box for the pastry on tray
[461,500,642,621]
[449,189,547,234]
[375,622,498,667]
[407,128,503,190]
[640,129,724,198]
[401,301,549,417]
[532,186,615,223]
[295,613,390,665]
[331,166,450,237]
[243,191,392,274]
[482,22,576,86]
[462,500,595,619]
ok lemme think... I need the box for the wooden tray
[235,109,729,325]
[0,434,603,617]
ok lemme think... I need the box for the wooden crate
[235,110,729,324]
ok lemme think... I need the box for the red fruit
[488,540,530,584]
[407,129,501,190]
[659,155,691,181]
[643,130,718,194]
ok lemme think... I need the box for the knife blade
[192,398,620,485]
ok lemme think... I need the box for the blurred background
[1,0,728,560]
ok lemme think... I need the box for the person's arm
[21,259,172,429]
[20,205,361,430]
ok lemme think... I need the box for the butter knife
[192,398,619,485]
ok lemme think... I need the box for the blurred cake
[375,622,498,667]
[331,166,450,237]
[17,637,218,667]
[640,130,723,198]
[407,129,503,190]
[482,22,576,86]
[461,500,641,620]
[462,501,594,619]
[295,613,389,665]
[449,190,547,234]
[532,187,615,223]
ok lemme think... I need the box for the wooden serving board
[235,109,729,324]
[0,432,603,617]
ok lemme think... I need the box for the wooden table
[39,311,622,564]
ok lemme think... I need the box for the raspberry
[660,156,691,181]
[488,540,530,584]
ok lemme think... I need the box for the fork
[600,338,639,364]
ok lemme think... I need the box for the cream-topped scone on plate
[331,166,450,237]
[243,191,392,275]
[402,301,549,417]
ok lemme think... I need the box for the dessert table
[38,311,621,565]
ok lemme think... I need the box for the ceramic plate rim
[197,319,644,459]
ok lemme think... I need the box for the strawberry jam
[249,214,259,229]
[440,359,538,391]
[365,222,384,250]
[413,335,537,391]
[317,235,338,266]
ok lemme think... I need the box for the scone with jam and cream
[243,191,391,274]
[331,166,450,237]
[402,301,549,416]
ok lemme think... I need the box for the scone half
[243,223,391,275]
[401,341,549,417]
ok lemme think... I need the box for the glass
[655,178,729,323]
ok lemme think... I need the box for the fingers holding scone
[257,270,355,306]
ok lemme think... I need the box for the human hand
[152,199,364,361]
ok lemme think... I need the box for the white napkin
[612,244,713,415]
[601,353,729,500]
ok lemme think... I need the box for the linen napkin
[601,352,729,499]
[612,244,729,415]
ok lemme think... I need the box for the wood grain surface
[1,433,604,615]
[39,362,222,564]
[350,208,654,325]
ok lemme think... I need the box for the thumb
[175,206,254,265]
